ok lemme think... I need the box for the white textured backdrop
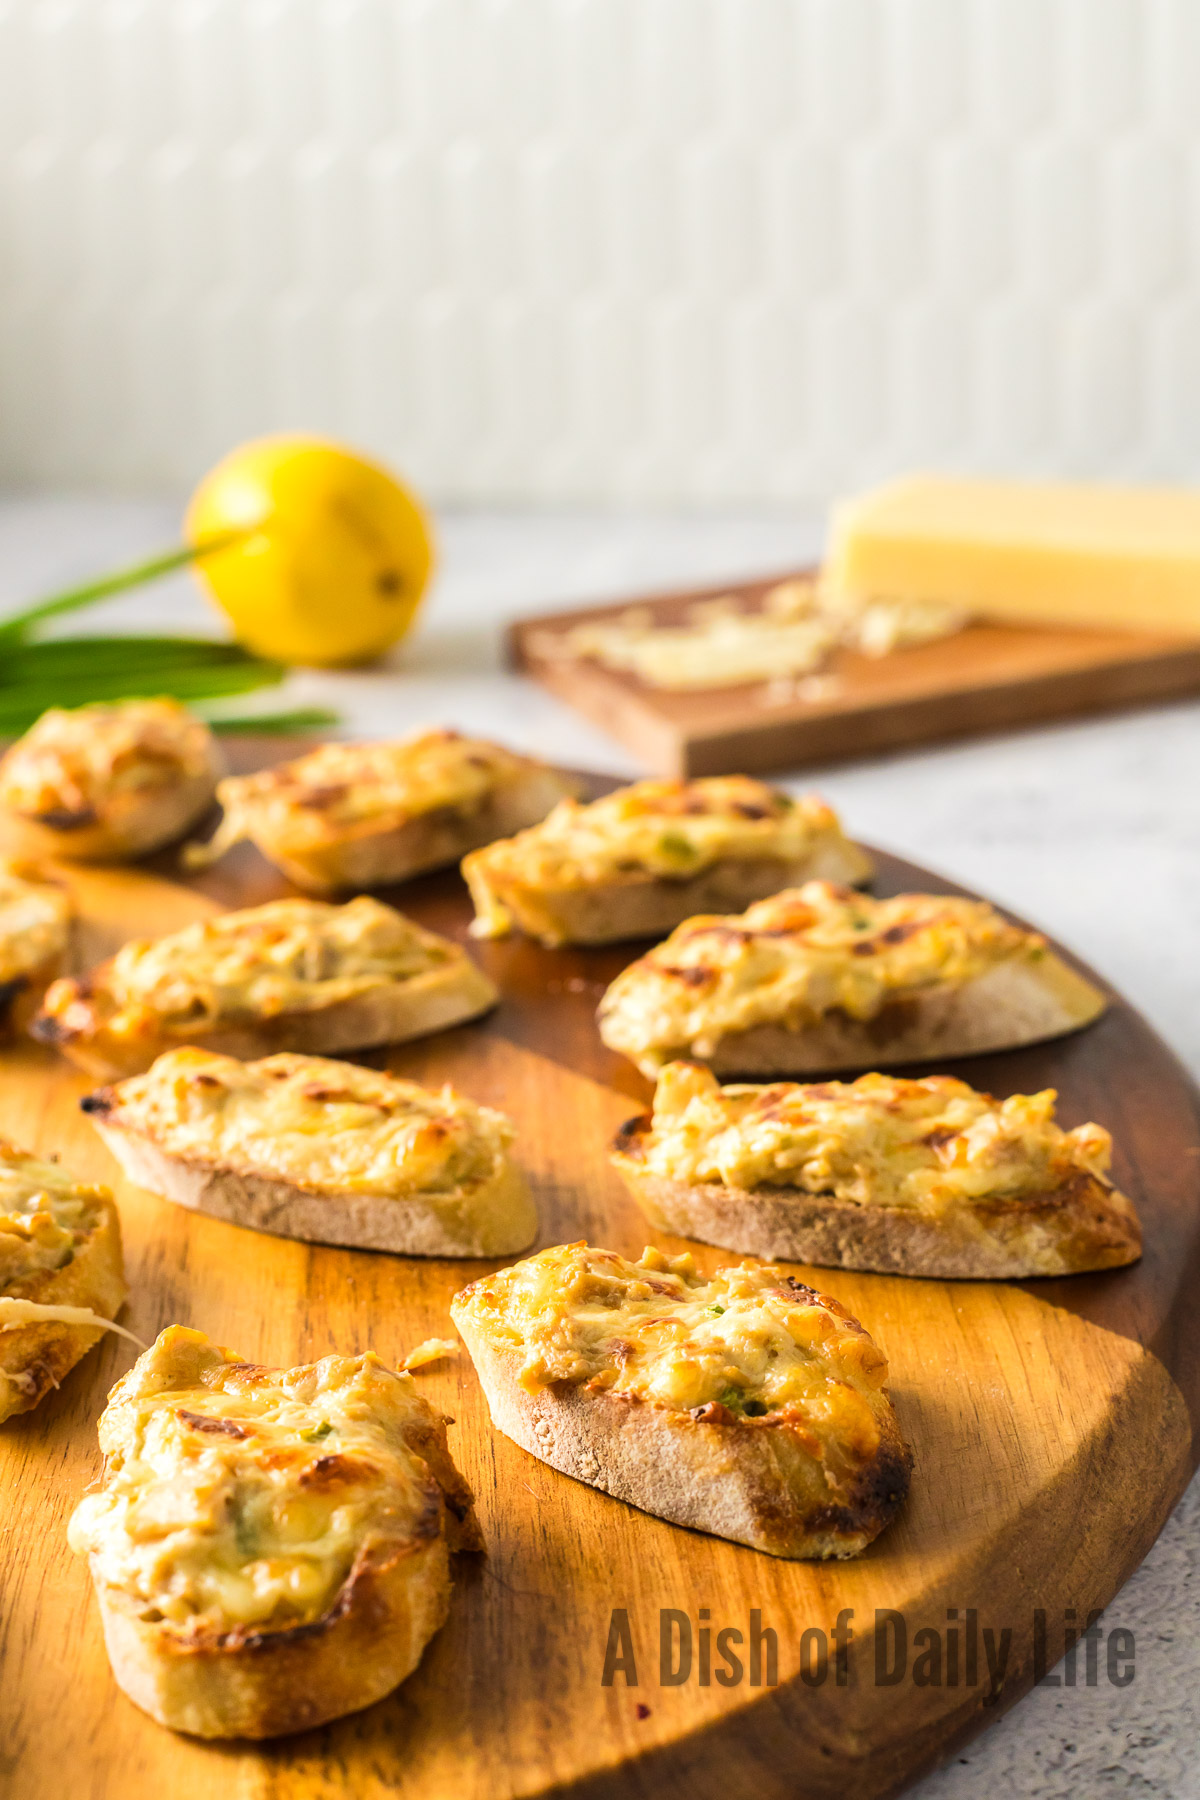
[2,0,1200,502]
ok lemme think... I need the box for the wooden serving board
[3,756,1200,1800]
[509,571,1200,776]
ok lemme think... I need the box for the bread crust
[207,766,575,894]
[618,955,1107,1079]
[87,1112,538,1257]
[0,1195,128,1422]
[32,952,498,1081]
[613,1116,1143,1279]
[466,844,873,949]
[453,1314,911,1559]
[0,947,65,1043]
[259,763,575,896]
[92,1531,452,1738]
[2,761,222,864]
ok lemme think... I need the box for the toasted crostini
[186,728,576,893]
[452,1241,911,1559]
[68,1325,480,1737]
[0,699,223,863]
[612,1062,1142,1279]
[0,863,72,1039]
[0,1140,129,1422]
[462,777,871,947]
[598,881,1105,1077]
[84,1048,537,1257]
[31,895,497,1079]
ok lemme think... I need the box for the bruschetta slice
[186,729,576,893]
[0,698,223,862]
[0,863,72,1039]
[452,1242,910,1559]
[84,1048,537,1257]
[463,777,871,947]
[612,1062,1143,1279]
[68,1325,480,1737]
[598,881,1106,1077]
[31,895,497,1079]
[0,1139,129,1422]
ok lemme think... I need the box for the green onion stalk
[0,533,338,737]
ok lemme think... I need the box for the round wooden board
[2,757,1198,1800]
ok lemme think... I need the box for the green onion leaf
[205,707,339,735]
[0,532,249,645]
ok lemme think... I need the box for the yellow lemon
[185,435,435,667]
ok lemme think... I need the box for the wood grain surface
[1,751,1198,1800]
[509,571,1200,776]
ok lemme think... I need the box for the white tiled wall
[1,0,1199,502]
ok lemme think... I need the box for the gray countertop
[4,498,1198,1798]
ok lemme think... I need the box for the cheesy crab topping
[43,896,456,1036]
[191,729,547,864]
[466,778,857,895]
[453,1241,887,1447]
[68,1327,449,1633]
[0,699,215,825]
[97,1049,516,1199]
[628,1062,1113,1213]
[599,882,1043,1063]
[0,1139,110,1291]
[0,865,70,984]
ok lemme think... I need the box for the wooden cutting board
[509,571,1200,775]
[2,757,1199,1800]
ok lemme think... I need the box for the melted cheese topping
[68,1327,445,1633]
[45,896,455,1037]
[0,865,70,984]
[632,1062,1113,1212]
[454,1242,886,1448]
[466,778,853,892]
[0,699,214,823]
[0,1140,110,1291]
[599,881,1041,1060]
[106,1048,516,1197]
[195,729,545,862]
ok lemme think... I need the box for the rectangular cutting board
[509,572,1200,775]
[2,747,1200,1800]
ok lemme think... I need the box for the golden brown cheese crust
[31,895,497,1079]
[452,1241,911,1558]
[611,1063,1142,1279]
[0,1139,128,1421]
[0,864,71,1037]
[0,699,222,862]
[598,881,1105,1075]
[188,729,576,893]
[84,1049,538,1257]
[68,1326,478,1738]
[463,778,871,946]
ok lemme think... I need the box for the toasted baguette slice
[0,864,72,1040]
[31,894,497,1080]
[598,881,1106,1077]
[185,729,577,893]
[612,1063,1142,1279]
[453,1242,910,1559]
[463,776,871,947]
[0,699,223,863]
[0,1140,128,1422]
[68,1325,480,1737]
[84,1048,538,1257]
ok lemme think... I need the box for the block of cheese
[824,476,1200,637]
